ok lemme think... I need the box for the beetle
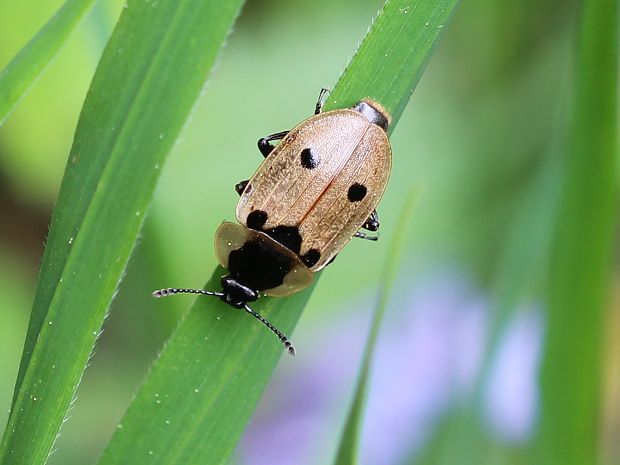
[153,89,392,355]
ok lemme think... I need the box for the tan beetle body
[154,93,393,354]
[236,104,392,273]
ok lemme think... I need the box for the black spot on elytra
[302,249,321,268]
[247,210,268,230]
[347,183,367,202]
[264,225,302,254]
[300,148,320,169]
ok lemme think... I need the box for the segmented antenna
[244,305,296,356]
[151,287,296,355]
[152,288,224,298]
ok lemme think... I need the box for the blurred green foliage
[0,0,617,464]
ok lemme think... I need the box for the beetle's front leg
[362,210,379,231]
[257,130,289,157]
[354,210,380,241]
[353,231,378,241]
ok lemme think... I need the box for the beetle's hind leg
[256,87,329,158]
[258,130,289,157]
[314,88,330,115]
[354,210,380,241]
[250,130,290,194]
[247,127,294,194]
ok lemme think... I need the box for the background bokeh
[1,0,618,464]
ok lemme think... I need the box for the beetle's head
[219,275,258,308]
[152,280,294,355]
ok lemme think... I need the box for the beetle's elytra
[154,89,393,355]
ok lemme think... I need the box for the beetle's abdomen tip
[352,99,391,131]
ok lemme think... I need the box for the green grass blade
[538,0,618,463]
[0,0,97,126]
[333,193,416,465]
[100,1,455,465]
[328,2,459,457]
[0,0,243,464]
[324,0,460,129]
[99,268,317,465]
[97,1,459,464]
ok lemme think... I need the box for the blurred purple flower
[239,312,368,465]
[360,271,487,465]
[238,268,542,465]
[483,308,543,442]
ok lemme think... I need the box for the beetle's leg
[258,130,289,157]
[315,88,330,115]
[354,210,379,240]
[354,231,378,241]
[235,180,249,196]
[361,209,380,231]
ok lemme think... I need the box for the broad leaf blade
[99,268,316,464]
[0,1,243,464]
[538,0,618,463]
[0,0,97,126]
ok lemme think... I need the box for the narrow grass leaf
[334,193,416,465]
[0,0,97,126]
[538,0,618,463]
[99,269,317,465]
[324,0,461,130]
[0,1,243,464]
[97,1,460,464]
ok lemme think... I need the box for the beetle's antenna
[152,288,225,298]
[244,304,296,356]
[153,289,295,355]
